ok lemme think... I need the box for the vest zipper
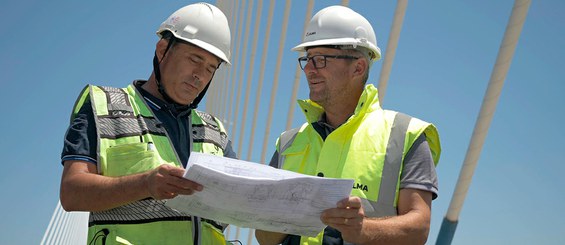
[183,112,199,244]
[193,216,201,245]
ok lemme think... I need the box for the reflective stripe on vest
[192,110,229,150]
[97,86,167,139]
[75,84,229,244]
[365,112,411,217]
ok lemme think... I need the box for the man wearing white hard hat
[256,5,441,245]
[59,3,236,244]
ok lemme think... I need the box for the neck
[322,87,363,128]
[144,74,166,102]
[323,110,351,128]
[322,98,358,128]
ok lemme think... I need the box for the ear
[155,39,170,62]
[352,58,368,78]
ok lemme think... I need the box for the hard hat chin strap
[153,36,177,105]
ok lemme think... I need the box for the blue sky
[1,0,564,244]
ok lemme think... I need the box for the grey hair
[340,47,371,84]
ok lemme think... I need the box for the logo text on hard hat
[169,16,181,24]
[305,31,316,37]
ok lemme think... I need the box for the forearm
[324,190,433,245]
[358,210,430,245]
[255,230,287,245]
[60,163,150,212]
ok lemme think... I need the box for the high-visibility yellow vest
[276,84,441,245]
[72,84,230,245]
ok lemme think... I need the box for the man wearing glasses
[256,5,441,245]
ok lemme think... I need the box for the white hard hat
[292,5,381,61]
[157,3,231,64]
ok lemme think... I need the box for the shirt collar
[133,80,192,116]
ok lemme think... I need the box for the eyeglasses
[298,55,360,70]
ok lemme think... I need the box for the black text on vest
[353,182,368,192]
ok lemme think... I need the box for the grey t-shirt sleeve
[269,150,279,168]
[400,134,439,199]
[223,140,238,159]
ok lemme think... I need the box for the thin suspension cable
[229,0,249,141]
[377,0,408,104]
[41,202,90,245]
[437,1,531,244]
[246,0,276,161]
[220,0,239,123]
[60,211,73,244]
[214,0,231,118]
[227,0,246,142]
[40,201,61,245]
[216,65,229,118]
[206,68,219,116]
[284,0,315,131]
[215,0,238,239]
[244,0,263,217]
[230,1,250,240]
[50,203,66,245]
[64,210,88,244]
[207,0,229,117]
[62,213,75,244]
[237,0,263,159]
[260,0,292,164]
[213,70,221,118]
[233,0,256,157]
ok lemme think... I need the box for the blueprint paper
[164,152,353,237]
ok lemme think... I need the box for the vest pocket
[105,142,165,177]
[201,222,227,244]
[280,143,311,174]
[342,150,386,202]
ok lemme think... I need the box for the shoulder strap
[276,127,301,169]
[192,110,229,151]
[278,127,300,153]
[375,112,412,215]
[194,110,220,130]
[97,86,134,117]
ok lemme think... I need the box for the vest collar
[298,84,381,124]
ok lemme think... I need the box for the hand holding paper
[165,152,353,237]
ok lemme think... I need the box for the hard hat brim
[292,38,381,61]
[177,36,231,65]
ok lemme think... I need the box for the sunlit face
[159,42,221,105]
[302,47,359,108]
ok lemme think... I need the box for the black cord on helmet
[152,32,177,105]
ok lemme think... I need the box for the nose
[303,60,317,74]
[191,66,206,83]
[192,74,202,86]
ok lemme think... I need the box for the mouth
[308,79,324,87]
[307,74,324,86]
[182,81,199,92]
